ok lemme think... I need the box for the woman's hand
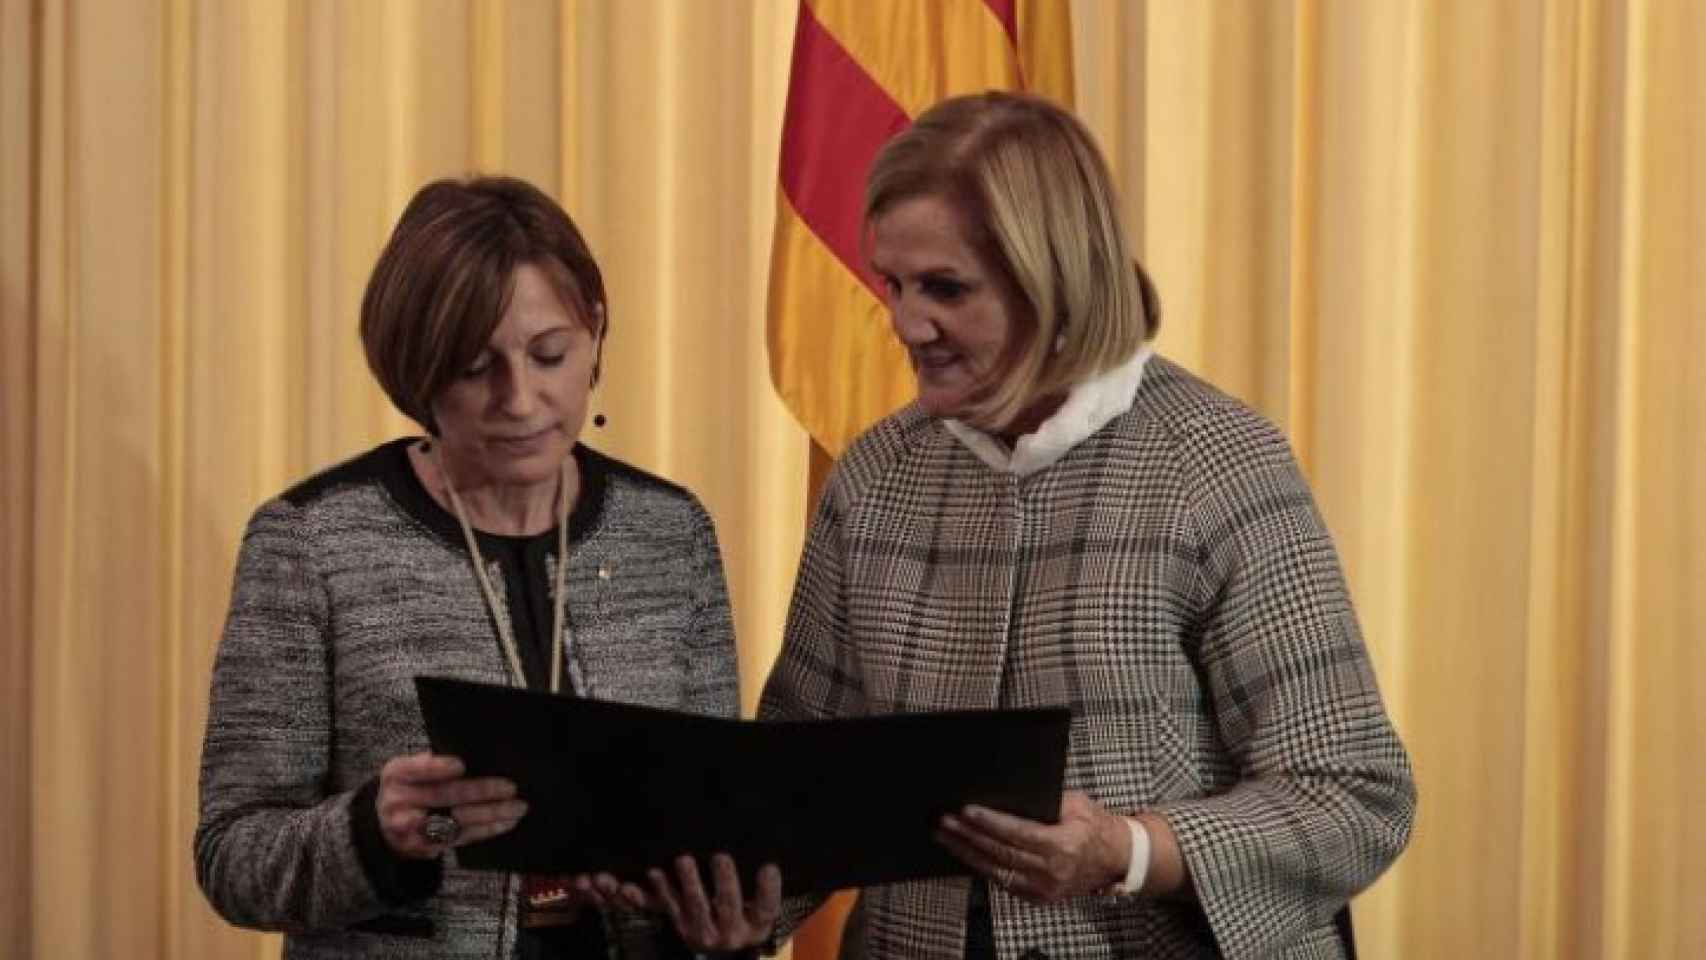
[377,752,527,859]
[611,853,781,953]
[937,790,1131,903]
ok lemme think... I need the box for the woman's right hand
[612,853,782,953]
[377,752,527,859]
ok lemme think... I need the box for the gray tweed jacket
[195,440,740,959]
[759,357,1416,960]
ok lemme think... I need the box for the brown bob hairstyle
[360,175,606,433]
[864,91,1160,432]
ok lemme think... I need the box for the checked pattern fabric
[759,357,1416,959]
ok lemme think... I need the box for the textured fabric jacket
[759,357,1416,959]
[195,440,740,959]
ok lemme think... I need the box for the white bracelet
[1110,817,1151,895]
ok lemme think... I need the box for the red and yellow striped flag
[767,0,1074,458]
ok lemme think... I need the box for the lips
[911,350,960,371]
[489,427,556,450]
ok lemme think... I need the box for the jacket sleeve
[756,475,866,941]
[1155,414,1417,958]
[682,499,742,721]
[194,499,430,932]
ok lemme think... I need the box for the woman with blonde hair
[744,92,1415,958]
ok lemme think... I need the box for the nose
[493,361,536,419]
[889,290,937,346]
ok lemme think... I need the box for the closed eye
[920,276,969,302]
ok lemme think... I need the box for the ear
[590,302,607,386]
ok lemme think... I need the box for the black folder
[415,676,1071,895]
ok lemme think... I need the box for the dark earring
[590,361,603,427]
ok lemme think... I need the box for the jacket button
[1018,950,1049,960]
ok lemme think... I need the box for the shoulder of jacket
[1127,356,1296,481]
[823,403,942,504]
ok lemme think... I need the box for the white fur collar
[944,346,1153,477]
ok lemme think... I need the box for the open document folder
[415,676,1071,895]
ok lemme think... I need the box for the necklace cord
[434,445,571,694]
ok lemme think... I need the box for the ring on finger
[420,810,459,845]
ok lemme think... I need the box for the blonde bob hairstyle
[864,91,1159,433]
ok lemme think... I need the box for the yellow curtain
[1,1,805,955]
[2,1,1700,957]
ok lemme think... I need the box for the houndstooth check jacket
[758,356,1416,959]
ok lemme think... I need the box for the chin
[487,438,573,481]
[917,392,972,421]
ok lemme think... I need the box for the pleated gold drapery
[1,2,807,956]
[2,2,1701,958]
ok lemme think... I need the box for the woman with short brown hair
[195,176,760,958]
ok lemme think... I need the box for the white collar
[944,346,1153,477]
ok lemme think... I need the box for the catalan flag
[767,0,1075,457]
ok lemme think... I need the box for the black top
[362,440,616,957]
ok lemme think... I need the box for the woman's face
[430,262,601,488]
[868,193,1027,421]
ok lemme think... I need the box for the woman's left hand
[937,790,1130,903]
